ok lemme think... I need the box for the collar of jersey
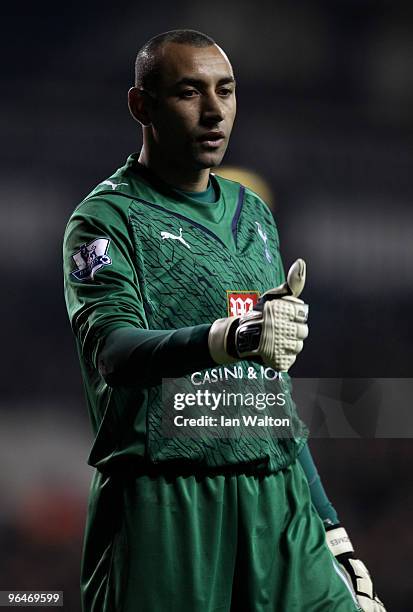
[125,155,221,207]
[114,154,244,252]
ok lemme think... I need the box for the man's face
[146,42,236,171]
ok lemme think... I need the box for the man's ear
[128,87,152,126]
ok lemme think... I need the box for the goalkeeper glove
[208,259,309,372]
[326,526,386,612]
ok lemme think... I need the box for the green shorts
[81,461,360,611]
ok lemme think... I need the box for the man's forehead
[157,43,234,85]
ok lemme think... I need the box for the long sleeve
[64,196,216,387]
[298,442,340,527]
[98,324,213,387]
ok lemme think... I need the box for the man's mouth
[197,131,225,148]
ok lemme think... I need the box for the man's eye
[218,88,233,97]
[180,90,198,98]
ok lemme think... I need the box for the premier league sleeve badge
[71,238,112,281]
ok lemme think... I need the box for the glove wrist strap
[208,317,240,364]
[326,526,355,557]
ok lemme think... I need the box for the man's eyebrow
[174,76,236,88]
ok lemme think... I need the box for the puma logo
[160,228,191,250]
[102,180,128,190]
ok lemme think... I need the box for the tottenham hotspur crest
[71,238,112,281]
[255,222,272,263]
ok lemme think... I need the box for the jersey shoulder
[214,174,274,217]
[214,173,277,234]
[65,154,158,232]
[244,186,275,223]
[212,172,244,200]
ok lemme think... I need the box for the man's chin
[194,149,226,170]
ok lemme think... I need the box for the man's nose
[201,93,224,123]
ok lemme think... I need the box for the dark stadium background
[1,1,412,609]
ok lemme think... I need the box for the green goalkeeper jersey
[63,153,307,474]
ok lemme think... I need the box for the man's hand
[326,526,386,612]
[208,259,309,372]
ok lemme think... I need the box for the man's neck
[138,146,210,192]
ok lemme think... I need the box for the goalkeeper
[64,29,385,611]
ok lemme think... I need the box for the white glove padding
[326,527,387,612]
[208,259,309,371]
[236,294,308,371]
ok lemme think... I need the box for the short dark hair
[134,29,216,90]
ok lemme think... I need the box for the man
[64,30,385,611]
